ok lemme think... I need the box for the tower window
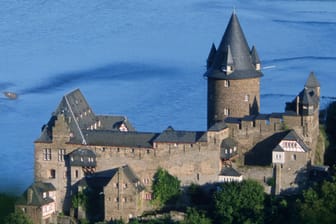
[58,149,65,161]
[244,94,249,102]
[224,80,230,87]
[224,108,229,116]
[43,148,52,161]
[49,169,56,179]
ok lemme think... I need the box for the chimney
[27,188,33,204]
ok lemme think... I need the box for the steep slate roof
[36,89,137,144]
[154,126,207,143]
[207,43,217,68]
[221,138,237,149]
[220,138,238,160]
[275,130,310,152]
[286,73,320,115]
[305,72,320,88]
[250,45,261,64]
[16,182,56,206]
[96,115,135,132]
[219,167,242,177]
[80,165,144,192]
[120,165,145,192]
[68,148,96,167]
[84,169,118,189]
[205,12,263,80]
[83,130,158,148]
[208,121,227,131]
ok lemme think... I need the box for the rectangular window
[58,149,65,161]
[144,193,152,200]
[224,80,229,87]
[244,94,249,102]
[224,108,229,116]
[43,148,51,161]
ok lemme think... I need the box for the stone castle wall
[207,78,260,127]
[34,116,226,213]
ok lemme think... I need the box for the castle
[16,12,321,223]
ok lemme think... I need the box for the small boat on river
[3,91,18,99]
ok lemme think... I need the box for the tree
[152,168,181,207]
[72,189,88,210]
[4,210,33,224]
[181,207,212,224]
[0,193,17,223]
[298,177,336,223]
[213,180,265,224]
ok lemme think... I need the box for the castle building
[205,13,263,128]
[16,12,321,223]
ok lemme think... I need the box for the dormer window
[226,65,233,73]
[255,63,261,71]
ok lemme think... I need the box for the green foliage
[4,210,33,224]
[152,168,181,207]
[326,101,336,138]
[0,193,17,223]
[129,217,174,224]
[72,189,88,210]
[213,180,265,224]
[181,207,212,224]
[298,177,336,223]
[324,101,336,166]
[264,195,299,224]
[315,125,327,165]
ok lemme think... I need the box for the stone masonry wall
[207,78,260,127]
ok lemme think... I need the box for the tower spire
[205,12,262,79]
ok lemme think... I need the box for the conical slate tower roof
[305,72,320,88]
[205,13,262,80]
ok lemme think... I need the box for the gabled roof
[154,126,207,143]
[83,130,158,148]
[219,167,242,177]
[36,89,137,144]
[205,13,262,80]
[276,130,310,152]
[121,165,145,192]
[84,169,118,188]
[16,182,56,207]
[305,72,320,88]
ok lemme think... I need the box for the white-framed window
[224,80,230,87]
[43,148,51,161]
[224,108,229,116]
[244,94,249,102]
[58,149,65,161]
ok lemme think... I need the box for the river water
[0,0,335,193]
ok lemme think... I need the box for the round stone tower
[205,12,263,128]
